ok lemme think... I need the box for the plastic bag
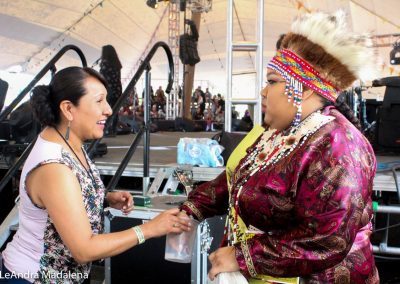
[208,272,248,284]
[177,138,224,167]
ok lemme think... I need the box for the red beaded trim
[269,49,339,102]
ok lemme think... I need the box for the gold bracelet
[132,226,145,244]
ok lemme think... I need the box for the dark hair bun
[30,85,56,126]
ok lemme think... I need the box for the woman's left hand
[106,191,134,214]
[208,246,240,280]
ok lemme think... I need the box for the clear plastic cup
[164,217,199,263]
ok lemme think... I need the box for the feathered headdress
[267,10,377,126]
[288,10,376,88]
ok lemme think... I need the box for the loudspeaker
[365,99,382,124]
[376,105,400,149]
[9,101,40,144]
[179,34,200,66]
[179,20,200,66]
[155,119,176,131]
[374,76,400,151]
[175,117,196,132]
[0,122,10,140]
[390,44,400,65]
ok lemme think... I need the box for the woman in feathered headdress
[180,11,379,283]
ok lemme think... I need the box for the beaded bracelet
[132,226,145,244]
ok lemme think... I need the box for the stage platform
[97,132,400,193]
[1,131,400,191]
[95,131,224,181]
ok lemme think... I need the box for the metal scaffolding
[167,2,180,119]
[225,0,264,132]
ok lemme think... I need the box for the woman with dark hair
[180,11,379,283]
[1,67,191,283]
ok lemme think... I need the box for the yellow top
[225,125,299,284]
[226,125,265,185]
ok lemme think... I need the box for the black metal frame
[0,45,87,194]
[0,42,174,196]
[0,45,87,122]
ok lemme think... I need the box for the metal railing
[102,41,174,194]
[0,45,87,194]
[0,45,87,122]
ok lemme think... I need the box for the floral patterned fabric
[181,107,379,283]
[34,148,105,284]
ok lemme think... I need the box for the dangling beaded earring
[283,76,303,127]
[65,120,71,140]
[292,81,303,127]
[267,61,304,127]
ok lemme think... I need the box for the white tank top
[2,135,105,283]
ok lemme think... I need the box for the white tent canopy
[0,0,399,105]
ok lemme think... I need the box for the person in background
[213,103,225,130]
[150,104,159,119]
[194,86,206,115]
[231,106,239,120]
[180,11,379,283]
[155,86,166,111]
[238,109,253,131]
[0,67,191,284]
[193,106,204,120]
[119,105,140,133]
[157,106,166,119]
[217,93,225,111]
[99,45,122,137]
[142,86,155,105]
[205,88,212,101]
[205,107,214,132]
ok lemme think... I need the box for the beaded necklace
[54,127,96,186]
[227,110,334,244]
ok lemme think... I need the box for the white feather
[290,10,377,82]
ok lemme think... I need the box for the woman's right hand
[141,208,192,239]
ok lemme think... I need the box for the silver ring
[173,223,179,228]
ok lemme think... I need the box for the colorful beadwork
[267,49,339,127]
[269,49,339,102]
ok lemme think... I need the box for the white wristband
[132,226,145,244]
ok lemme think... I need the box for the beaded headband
[267,49,340,126]
[268,49,340,101]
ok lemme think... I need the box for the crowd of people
[116,85,167,134]
[117,84,235,133]
[190,86,254,132]
[191,86,226,130]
